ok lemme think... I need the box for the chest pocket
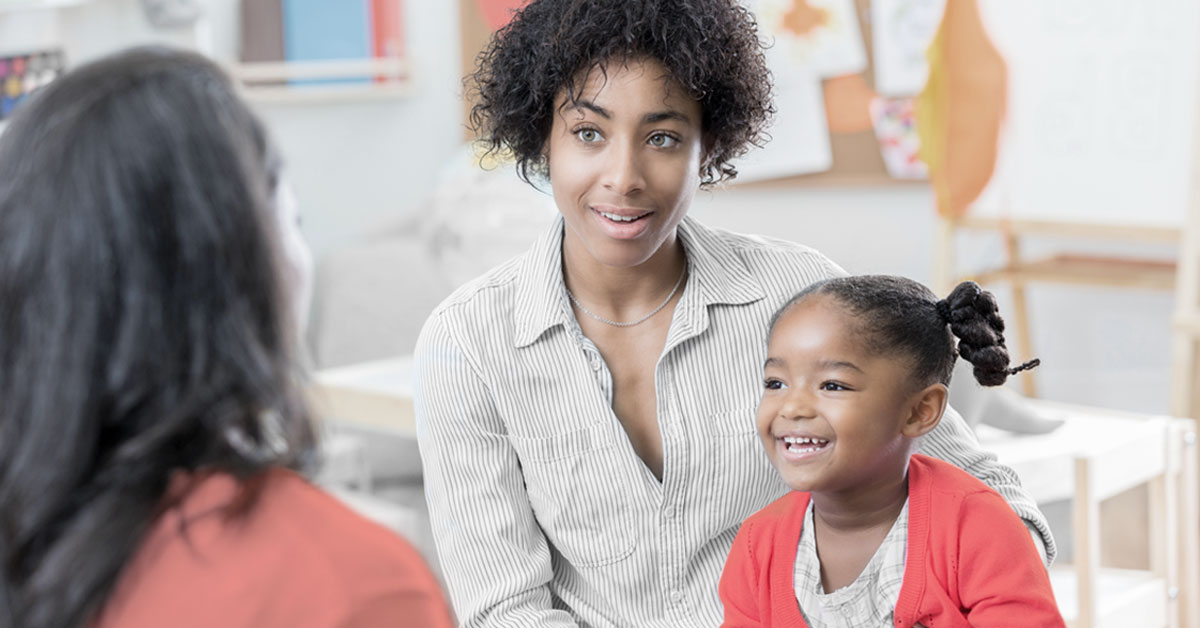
[508,421,637,568]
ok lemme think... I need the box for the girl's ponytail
[938,281,1039,386]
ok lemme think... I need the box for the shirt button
[670,590,684,603]
[589,357,602,371]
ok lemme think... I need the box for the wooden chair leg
[1178,421,1200,628]
[1011,280,1038,397]
[1075,455,1100,628]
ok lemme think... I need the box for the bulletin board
[458,0,936,187]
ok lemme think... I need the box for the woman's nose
[601,140,646,195]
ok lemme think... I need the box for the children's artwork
[751,0,868,79]
[869,97,927,179]
[731,65,833,182]
[731,0,847,180]
[0,50,64,121]
[872,0,946,96]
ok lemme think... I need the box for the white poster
[973,0,1200,227]
[731,63,832,182]
[872,0,946,96]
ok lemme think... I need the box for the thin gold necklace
[565,266,687,327]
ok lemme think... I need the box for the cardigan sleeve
[719,521,765,628]
[956,491,1066,627]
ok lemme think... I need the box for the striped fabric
[414,216,1054,628]
[794,500,909,628]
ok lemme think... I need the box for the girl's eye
[763,378,784,391]
[820,381,849,392]
[648,133,679,148]
[575,128,601,143]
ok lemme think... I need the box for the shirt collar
[511,215,766,348]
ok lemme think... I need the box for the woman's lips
[590,206,653,239]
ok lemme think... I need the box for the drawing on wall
[753,0,868,78]
[870,97,927,179]
[872,0,946,96]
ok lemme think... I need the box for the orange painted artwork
[915,0,1006,218]
[781,0,830,38]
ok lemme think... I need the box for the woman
[0,47,453,628]
[414,1,1052,626]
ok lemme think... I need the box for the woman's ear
[902,383,949,438]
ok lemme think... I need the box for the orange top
[91,469,454,628]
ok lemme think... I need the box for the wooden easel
[933,217,1180,398]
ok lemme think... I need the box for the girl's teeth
[601,211,639,222]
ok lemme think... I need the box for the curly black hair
[770,276,1040,389]
[466,0,774,186]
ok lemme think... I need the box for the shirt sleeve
[414,312,579,628]
[956,492,1067,627]
[915,404,1057,565]
[718,521,764,628]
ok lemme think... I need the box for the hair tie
[936,299,952,325]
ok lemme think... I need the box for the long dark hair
[771,276,1039,388]
[0,47,316,628]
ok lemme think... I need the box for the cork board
[458,0,922,186]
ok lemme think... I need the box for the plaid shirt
[794,499,909,628]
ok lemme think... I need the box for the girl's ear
[902,383,949,438]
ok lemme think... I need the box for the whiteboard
[972,0,1200,227]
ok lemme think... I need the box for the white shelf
[0,0,90,12]
[229,57,412,105]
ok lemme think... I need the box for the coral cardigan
[92,469,454,628]
[719,455,1064,628]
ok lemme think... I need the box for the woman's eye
[820,381,848,392]
[763,379,784,390]
[648,133,679,148]
[575,128,601,143]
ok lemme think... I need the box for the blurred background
[2,1,1198,624]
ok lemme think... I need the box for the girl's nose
[779,387,815,420]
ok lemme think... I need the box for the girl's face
[756,296,928,494]
[546,56,704,269]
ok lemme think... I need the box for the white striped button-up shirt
[414,216,1053,628]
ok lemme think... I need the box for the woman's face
[546,56,704,269]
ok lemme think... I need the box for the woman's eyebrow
[564,99,611,119]
[643,110,691,124]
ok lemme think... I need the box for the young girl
[719,276,1065,627]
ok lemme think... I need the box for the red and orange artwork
[476,0,528,31]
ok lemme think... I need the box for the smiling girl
[719,277,1063,628]
[414,2,1053,626]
